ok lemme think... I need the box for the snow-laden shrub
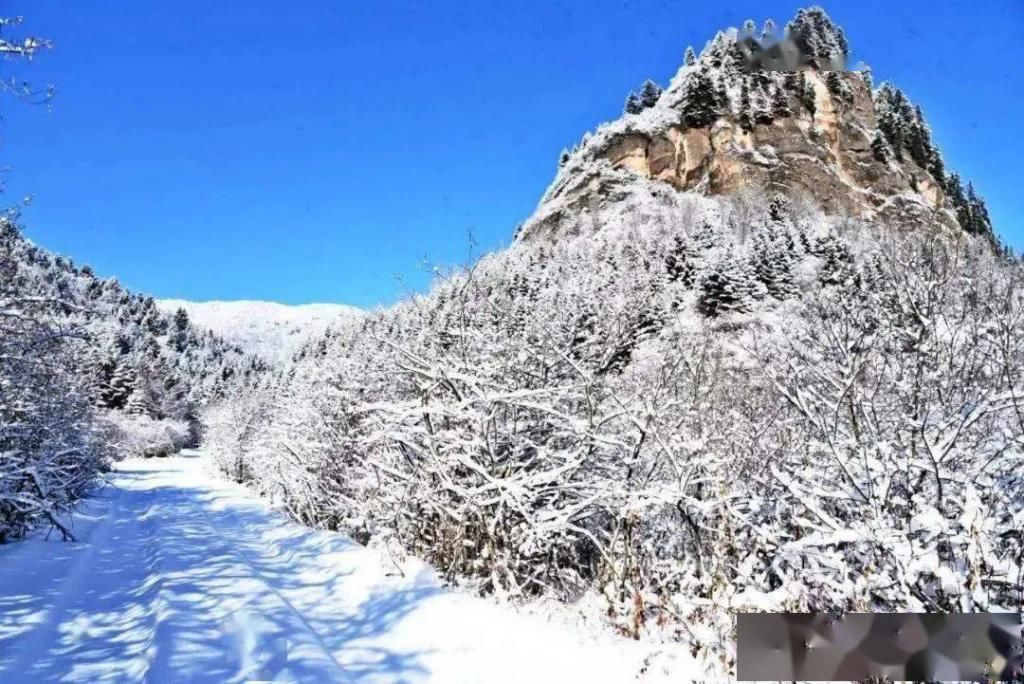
[204,195,1024,676]
[202,390,269,482]
[101,411,191,459]
[1,219,112,543]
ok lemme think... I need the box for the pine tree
[814,234,854,286]
[926,147,945,182]
[799,73,816,115]
[102,359,136,410]
[768,195,791,225]
[623,91,643,115]
[691,221,720,252]
[966,183,993,237]
[738,81,753,131]
[697,253,755,317]
[682,68,721,128]
[684,46,697,66]
[753,93,773,125]
[558,148,571,167]
[823,72,847,104]
[771,86,790,118]
[742,18,756,36]
[871,131,888,162]
[664,235,696,287]
[638,79,663,109]
[751,226,798,299]
[786,6,849,69]
[126,386,152,418]
[171,308,190,352]
[945,172,970,232]
[761,19,776,42]
[859,66,873,91]
[875,83,914,162]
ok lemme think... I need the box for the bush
[101,411,191,459]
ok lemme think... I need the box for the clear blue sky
[2,1,1022,307]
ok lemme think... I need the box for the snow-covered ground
[157,300,361,365]
[0,453,694,683]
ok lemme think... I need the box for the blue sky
[2,1,1022,307]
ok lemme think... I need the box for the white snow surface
[0,452,696,683]
[157,299,362,365]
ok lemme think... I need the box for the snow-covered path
[0,453,680,683]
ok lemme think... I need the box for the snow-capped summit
[519,7,986,244]
[157,299,362,366]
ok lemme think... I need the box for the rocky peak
[518,7,989,243]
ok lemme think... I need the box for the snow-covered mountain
[520,8,992,244]
[157,299,362,366]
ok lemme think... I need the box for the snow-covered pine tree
[697,251,756,316]
[798,72,816,115]
[103,358,136,409]
[171,307,190,352]
[966,182,994,238]
[859,66,873,90]
[125,387,152,418]
[664,234,696,288]
[824,71,851,105]
[814,234,854,285]
[786,6,849,69]
[638,79,663,109]
[871,131,889,162]
[767,195,791,226]
[753,91,773,125]
[623,91,643,115]
[682,67,721,128]
[738,81,753,131]
[771,85,790,118]
[875,83,911,161]
[684,46,696,66]
[751,225,798,299]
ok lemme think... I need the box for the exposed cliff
[518,8,974,243]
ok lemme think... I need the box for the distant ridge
[157,299,362,366]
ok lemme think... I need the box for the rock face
[518,15,960,243]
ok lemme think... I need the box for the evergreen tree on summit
[623,91,643,115]
[682,68,721,128]
[787,6,849,68]
[638,79,663,109]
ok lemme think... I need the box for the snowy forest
[206,192,1024,673]
[2,6,1022,681]
[0,214,264,541]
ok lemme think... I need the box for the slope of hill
[157,300,362,366]
[202,7,1024,678]
[520,7,994,245]
[1,217,263,542]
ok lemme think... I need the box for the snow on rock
[157,299,362,366]
[518,10,965,243]
[0,453,700,683]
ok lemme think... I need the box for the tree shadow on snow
[0,469,438,683]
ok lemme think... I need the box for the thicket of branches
[206,194,1024,672]
[0,219,111,541]
[0,214,266,541]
